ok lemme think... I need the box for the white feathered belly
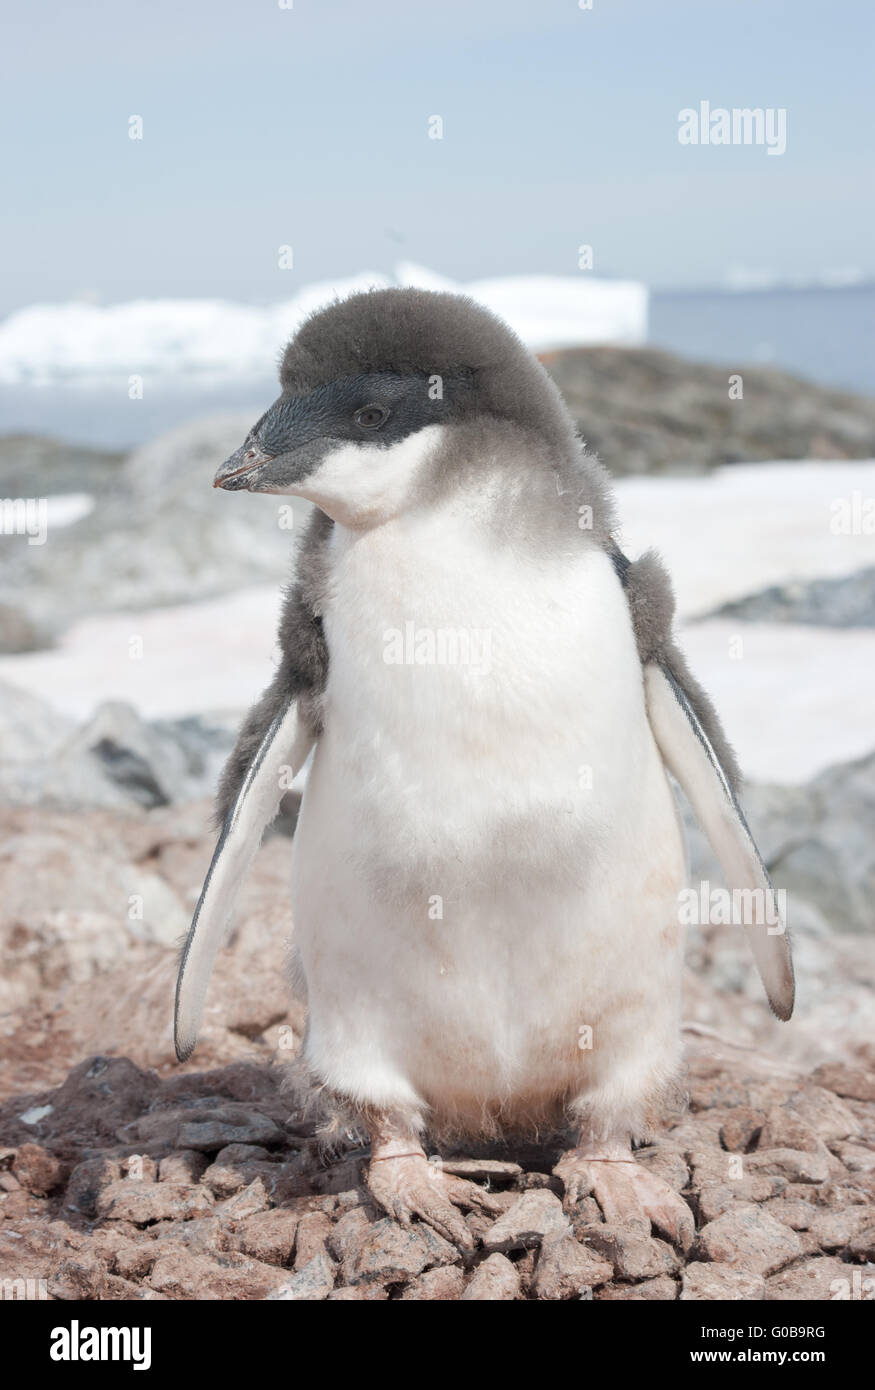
[290,519,687,1126]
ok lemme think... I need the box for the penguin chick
[175,288,794,1252]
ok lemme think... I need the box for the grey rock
[460,1252,520,1301]
[0,416,309,646]
[176,1113,285,1153]
[680,1261,765,1300]
[541,345,875,477]
[685,749,875,937]
[0,680,73,760]
[703,566,875,628]
[341,1217,457,1286]
[746,1147,833,1184]
[399,1265,467,1300]
[694,1203,802,1276]
[765,1256,872,1301]
[439,1158,523,1182]
[577,1224,680,1281]
[264,1250,337,1301]
[0,433,123,498]
[531,1230,613,1299]
[481,1189,569,1253]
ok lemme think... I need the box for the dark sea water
[649,284,875,398]
[1,285,872,452]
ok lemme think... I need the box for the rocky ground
[1,1043,873,1301]
[543,345,875,476]
[0,758,873,1301]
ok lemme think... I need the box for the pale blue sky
[2,0,873,311]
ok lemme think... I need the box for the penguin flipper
[174,698,315,1061]
[643,660,795,1021]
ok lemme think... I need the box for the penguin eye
[354,404,389,430]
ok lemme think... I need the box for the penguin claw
[554,1150,695,1253]
[367,1155,502,1251]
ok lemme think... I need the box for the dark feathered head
[213,287,581,525]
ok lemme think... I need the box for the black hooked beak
[213,440,275,490]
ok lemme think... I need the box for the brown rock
[49,1250,107,1300]
[96,1180,214,1225]
[213,1143,272,1165]
[265,1249,337,1301]
[310,1156,365,1196]
[577,1224,680,1280]
[327,1282,390,1300]
[831,1142,875,1175]
[326,1206,374,1262]
[149,1247,290,1300]
[460,1253,520,1301]
[399,1265,467,1300]
[746,1147,833,1183]
[230,1209,298,1266]
[12,1144,65,1196]
[758,1198,815,1231]
[846,1225,875,1261]
[531,1230,613,1299]
[568,1196,602,1228]
[119,1154,158,1183]
[157,1151,209,1184]
[62,1156,122,1217]
[765,1255,864,1300]
[101,1275,170,1301]
[293,1211,334,1269]
[696,1174,787,1223]
[681,1261,765,1300]
[341,1217,457,1286]
[695,1203,802,1276]
[785,1087,859,1143]
[481,1190,569,1254]
[438,1159,522,1183]
[521,1172,564,1195]
[150,1216,227,1255]
[719,1108,765,1153]
[636,1145,690,1192]
[810,1064,875,1104]
[688,1148,743,1188]
[807,1206,875,1253]
[598,1275,677,1300]
[757,1108,822,1154]
[113,1242,159,1280]
[0,1190,45,1222]
[201,1158,278,1199]
[213,1178,271,1220]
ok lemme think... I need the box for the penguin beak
[213,441,275,490]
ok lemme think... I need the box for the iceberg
[0,264,647,386]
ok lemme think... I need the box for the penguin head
[214,287,579,527]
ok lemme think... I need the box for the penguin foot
[366,1149,505,1250]
[554,1146,695,1252]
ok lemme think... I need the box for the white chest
[290,507,685,1118]
[315,510,649,863]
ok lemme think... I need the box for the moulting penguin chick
[175,288,793,1250]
